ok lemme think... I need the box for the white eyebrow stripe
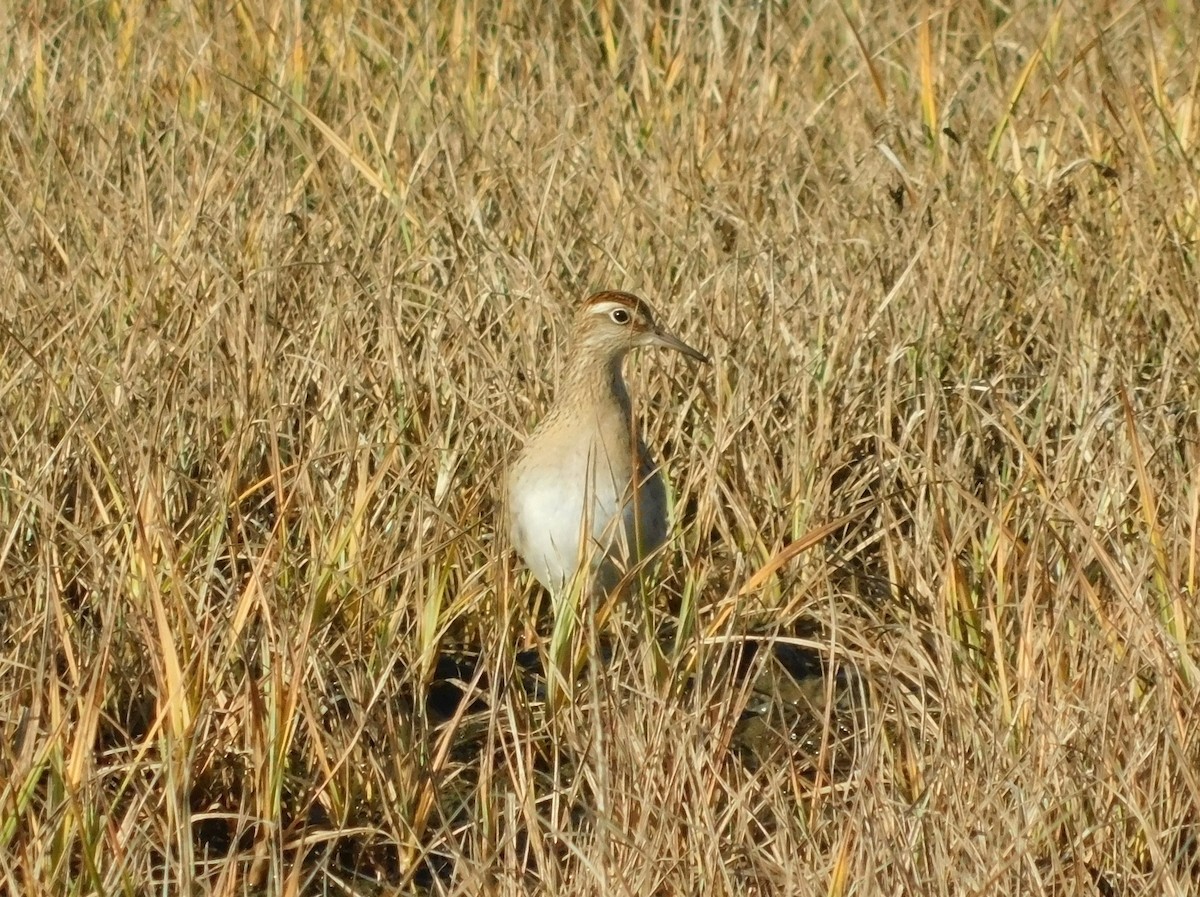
[589,301,636,317]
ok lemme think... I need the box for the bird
[506,290,708,604]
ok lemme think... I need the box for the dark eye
[610,308,631,325]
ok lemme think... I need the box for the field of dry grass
[3,1,1200,894]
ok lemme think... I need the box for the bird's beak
[650,326,710,364]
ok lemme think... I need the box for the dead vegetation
[1,1,1198,894]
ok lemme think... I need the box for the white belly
[508,445,665,595]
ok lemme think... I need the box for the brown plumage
[506,291,708,599]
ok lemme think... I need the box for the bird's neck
[560,350,632,422]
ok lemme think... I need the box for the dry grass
[2,1,1199,894]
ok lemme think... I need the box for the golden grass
[2,1,1199,893]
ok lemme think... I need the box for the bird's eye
[610,308,631,325]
